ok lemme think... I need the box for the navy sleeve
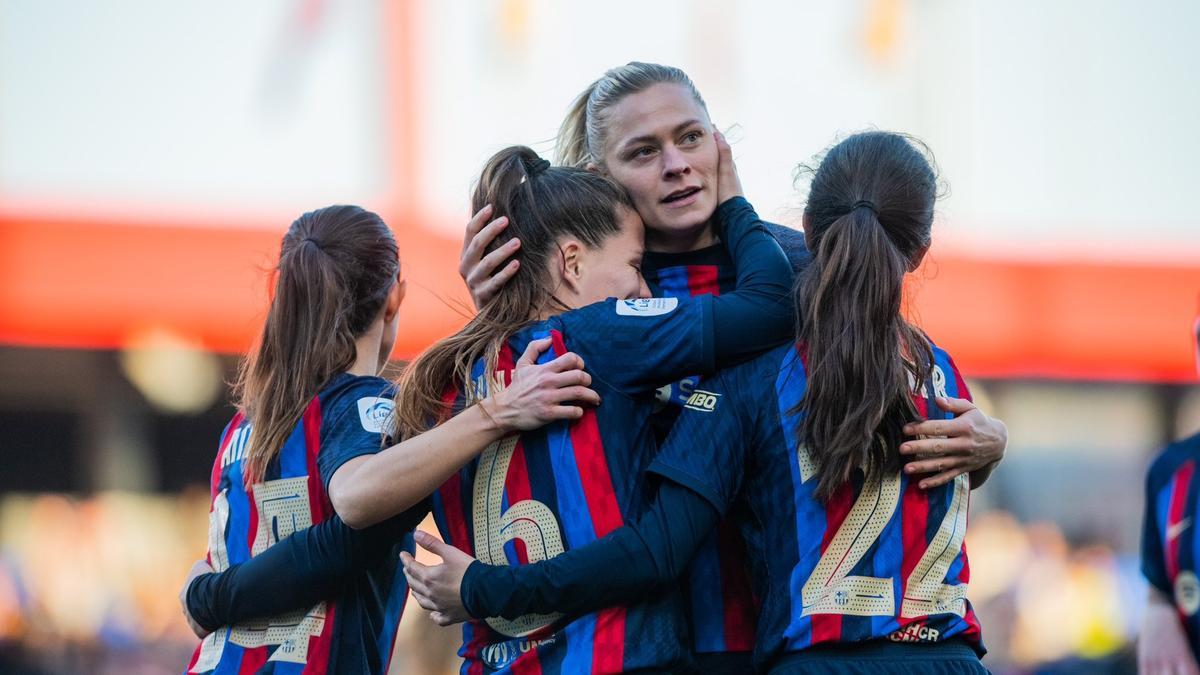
[708,197,796,365]
[460,481,719,620]
[1142,452,1171,594]
[646,357,762,511]
[764,221,812,275]
[563,197,793,394]
[316,378,396,492]
[187,503,427,631]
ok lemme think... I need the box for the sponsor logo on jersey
[684,389,720,412]
[357,397,396,434]
[887,622,941,643]
[479,636,556,670]
[615,297,678,317]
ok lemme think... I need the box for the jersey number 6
[472,436,566,637]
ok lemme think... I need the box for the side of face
[598,83,718,242]
[557,206,650,308]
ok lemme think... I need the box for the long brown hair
[235,205,398,484]
[795,131,938,501]
[556,62,708,168]
[394,146,631,440]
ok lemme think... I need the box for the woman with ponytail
[458,61,1005,673]
[179,205,601,674]
[181,132,793,673]
[407,132,993,674]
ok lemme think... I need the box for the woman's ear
[384,275,406,323]
[585,161,603,175]
[557,239,585,293]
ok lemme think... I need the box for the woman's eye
[633,146,656,159]
[681,131,702,144]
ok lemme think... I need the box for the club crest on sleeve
[357,397,396,434]
[615,297,678,316]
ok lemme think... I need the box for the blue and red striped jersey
[186,374,413,675]
[640,245,759,656]
[1142,431,1200,659]
[429,297,719,675]
[648,342,985,668]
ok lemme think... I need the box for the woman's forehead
[605,83,709,145]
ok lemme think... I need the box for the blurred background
[2,0,1199,673]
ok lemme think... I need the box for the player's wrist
[475,396,512,435]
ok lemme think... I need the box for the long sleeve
[187,503,427,631]
[709,197,795,364]
[460,482,718,620]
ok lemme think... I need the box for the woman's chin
[645,212,717,252]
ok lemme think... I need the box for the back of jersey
[648,341,985,667]
[186,374,410,675]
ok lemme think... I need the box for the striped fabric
[186,375,410,675]
[431,303,705,674]
[648,342,985,669]
[643,256,758,655]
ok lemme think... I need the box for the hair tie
[527,157,551,176]
[851,200,878,216]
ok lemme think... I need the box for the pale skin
[1140,588,1199,675]
[179,272,601,638]
[460,83,1006,490]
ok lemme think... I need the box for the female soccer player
[459,61,1008,672]
[184,135,794,673]
[406,131,993,674]
[181,205,602,674]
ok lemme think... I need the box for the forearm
[711,198,795,363]
[461,481,719,620]
[334,404,503,528]
[187,509,420,631]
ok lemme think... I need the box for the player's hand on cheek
[179,559,215,639]
[460,203,522,309]
[486,337,601,432]
[401,531,473,626]
[1139,590,1200,675]
[713,130,744,205]
[899,397,1007,489]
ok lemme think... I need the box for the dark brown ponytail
[236,205,398,485]
[795,131,938,501]
[394,147,632,440]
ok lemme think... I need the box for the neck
[348,321,385,377]
[644,218,718,254]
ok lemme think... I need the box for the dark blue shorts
[769,639,988,675]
